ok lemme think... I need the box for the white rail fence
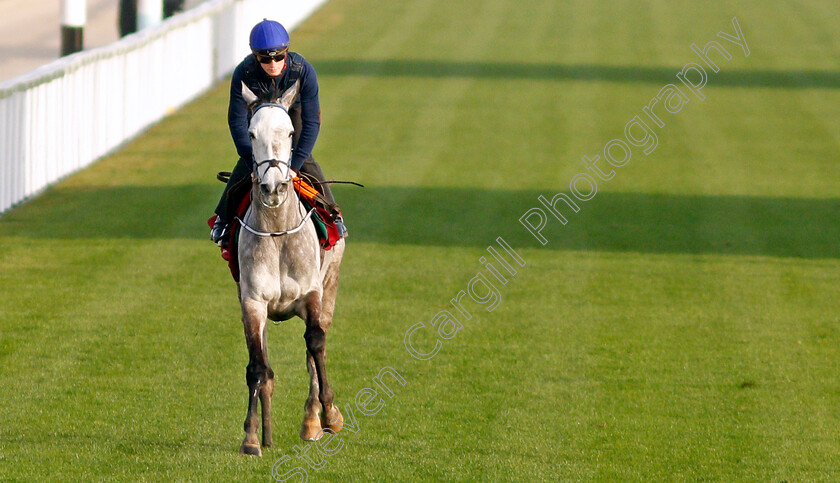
[0,0,327,215]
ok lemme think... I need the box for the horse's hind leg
[300,352,323,441]
[241,299,273,456]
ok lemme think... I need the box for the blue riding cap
[249,19,289,52]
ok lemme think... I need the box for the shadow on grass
[315,59,840,90]
[1,184,838,260]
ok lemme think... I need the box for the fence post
[1,0,329,216]
[138,0,163,30]
[60,0,86,56]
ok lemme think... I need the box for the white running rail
[0,0,327,215]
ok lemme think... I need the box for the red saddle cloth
[208,177,341,283]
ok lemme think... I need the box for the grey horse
[236,80,345,456]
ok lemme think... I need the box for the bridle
[250,102,293,185]
[235,102,315,237]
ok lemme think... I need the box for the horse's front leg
[301,291,343,439]
[241,298,273,456]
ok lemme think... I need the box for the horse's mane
[248,84,286,111]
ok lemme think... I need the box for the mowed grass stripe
[2,0,840,481]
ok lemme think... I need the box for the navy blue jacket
[228,52,321,171]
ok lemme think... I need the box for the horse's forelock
[248,87,280,112]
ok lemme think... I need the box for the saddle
[208,173,342,282]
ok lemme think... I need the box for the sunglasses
[255,49,288,64]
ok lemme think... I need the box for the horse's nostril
[260,184,271,196]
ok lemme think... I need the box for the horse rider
[211,19,346,245]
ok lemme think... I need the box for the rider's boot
[211,216,229,246]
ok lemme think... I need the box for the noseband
[252,157,293,211]
[254,158,292,178]
[240,161,315,237]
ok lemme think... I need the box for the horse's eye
[249,132,255,140]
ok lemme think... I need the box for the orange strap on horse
[293,176,339,219]
[217,170,339,219]
[293,176,320,201]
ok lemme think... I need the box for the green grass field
[2,0,839,481]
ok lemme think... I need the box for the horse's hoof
[240,442,262,457]
[322,405,344,434]
[300,418,322,441]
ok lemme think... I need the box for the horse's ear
[241,82,259,107]
[278,80,300,110]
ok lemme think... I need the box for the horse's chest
[264,269,318,320]
[262,253,319,296]
[239,230,321,313]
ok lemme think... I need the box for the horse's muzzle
[258,183,280,208]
